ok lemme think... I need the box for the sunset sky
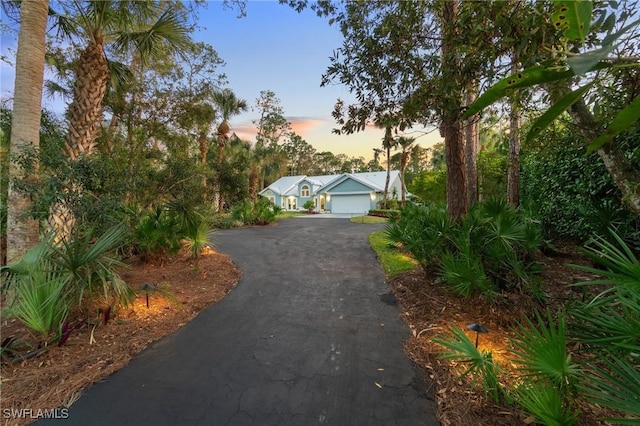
[199,1,442,160]
[0,1,442,160]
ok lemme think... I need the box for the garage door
[331,194,371,214]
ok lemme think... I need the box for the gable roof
[259,171,401,196]
[259,175,306,196]
[320,171,400,193]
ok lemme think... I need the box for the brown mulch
[386,244,619,426]
[0,249,241,426]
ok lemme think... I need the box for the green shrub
[510,310,581,426]
[386,200,543,297]
[512,382,578,426]
[1,225,133,336]
[303,200,315,212]
[407,168,446,203]
[368,209,400,218]
[465,199,544,293]
[1,243,70,339]
[132,206,183,263]
[231,198,279,225]
[477,150,507,200]
[385,202,453,269]
[51,224,134,306]
[521,139,639,243]
[13,270,70,339]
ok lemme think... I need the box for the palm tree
[371,148,384,171]
[5,0,49,264]
[48,1,189,240]
[62,1,189,159]
[212,89,248,210]
[396,136,415,207]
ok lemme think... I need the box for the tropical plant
[512,311,581,388]
[580,355,640,422]
[12,266,71,339]
[385,202,453,270]
[512,381,579,426]
[568,231,640,421]
[389,200,543,296]
[463,1,640,219]
[303,200,315,212]
[509,310,582,426]
[1,238,70,338]
[438,247,492,298]
[132,206,183,263]
[212,88,248,210]
[570,231,640,355]
[44,1,191,240]
[51,223,134,306]
[56,0,191,160]
[433,326,502,403]
[182,221,214,260]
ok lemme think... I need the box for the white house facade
[259,171,405,214]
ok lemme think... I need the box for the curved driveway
[43,218,437,425]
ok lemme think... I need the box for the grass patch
[276,211,304,219]
[350,215,388,224]
[369,230,418,277]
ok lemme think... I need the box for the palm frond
[511,310,581,388]
[105,59,134,94]
[113,7,190,67]
[581,355,640,422]
[434,326,485,378]
[433,326,502,402]
[513,381,578,426]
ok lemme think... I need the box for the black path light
[467,323,489,348]
[140,283,156,308]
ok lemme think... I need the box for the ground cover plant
[377,200,640,425]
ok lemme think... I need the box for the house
[259,170,405,214]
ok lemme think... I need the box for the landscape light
[467,323,489,348]
[140,283,156,308]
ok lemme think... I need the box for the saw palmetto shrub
[386,200,544,298]
[385,202,453,270]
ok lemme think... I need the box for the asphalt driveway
[41,218,437,425]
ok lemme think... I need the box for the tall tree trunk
[50,37,110,241]
[216,134,225,212]
[465,81,479,204]
[5,0,49,264]
[383,145,391,209]
[400,151,408,207]
[507,53,521,207]
[199,131,208,201]
[441,0,467,220]
[65,38,110,159]
[249,165,259,203]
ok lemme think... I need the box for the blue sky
[199,1,442,159]
[0,1,442,160]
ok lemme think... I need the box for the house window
[287,197,297,210]
[301,185,310,197]
[268,196,275,205]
